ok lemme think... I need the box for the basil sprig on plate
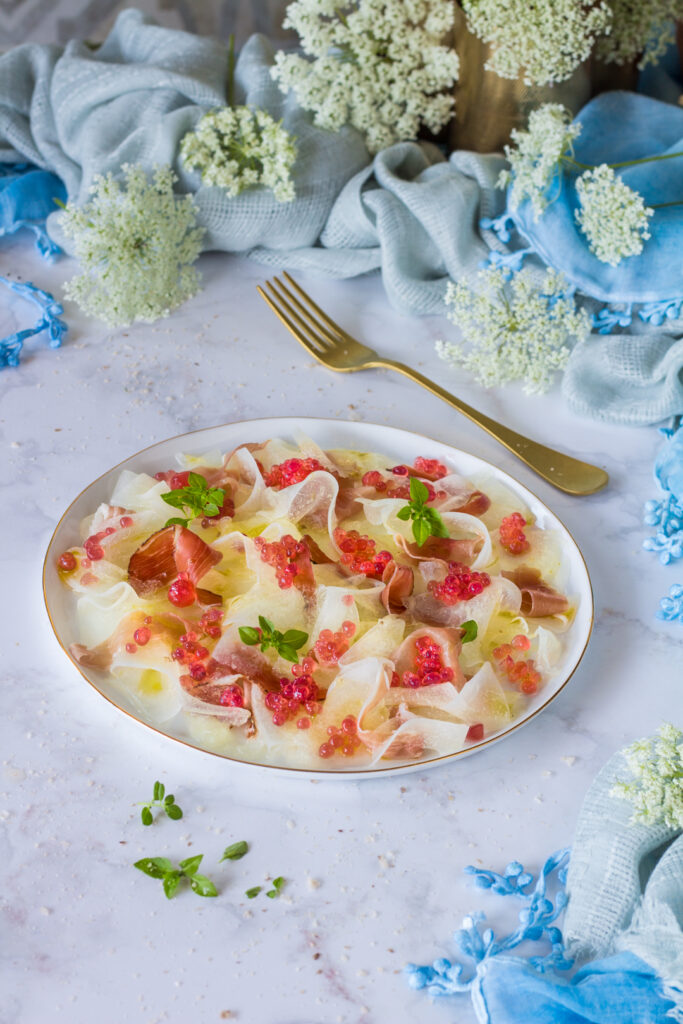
[397,477,449,547]
[239,616,308,664]
[161,471,225,528]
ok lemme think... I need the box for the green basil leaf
[164,517,189,528]
[188,473,206,490]
[191,874,218,898]
[427,512,449,538]
[278,645,300,664]
[272,876,285,890]
[282,630,308,648]
[161,491,189,509]
[220,840,249,862]
[258,615,274,635]
[163,871,181,900]
[460,620,478,643]
[410,477,429,505]
[413,518,431,547]
[208,487,225,505]
[239,626,261,646]
[396,506,412,521]
[153,781,165,802]
[164,793,174,806]
[203,502,220,516]
[165,803,183,821]
[245,886,261,899]
[266,889,278,899]
[134,857,173,879]
[179,854,203,877]
[141,806,153,827]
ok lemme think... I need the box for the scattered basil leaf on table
[221,841,249,862]
[138,780,183,826]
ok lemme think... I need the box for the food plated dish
[44,419,592,777]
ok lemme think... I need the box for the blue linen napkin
[405,742,683,1024]
[0,162,64,258]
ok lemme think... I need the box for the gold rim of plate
[43,416,595,777]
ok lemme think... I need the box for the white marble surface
[2,232,682,1024]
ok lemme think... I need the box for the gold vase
[448,4,592,153]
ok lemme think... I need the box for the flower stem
[227,34,235,108]
[650,199,683,210]
[562,151,683,173]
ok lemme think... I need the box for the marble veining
[1,229,681,1024]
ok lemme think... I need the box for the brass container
[448,4,592,153]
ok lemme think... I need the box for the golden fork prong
[282,270,353,341]
[269,276,338,349]
[260,281,328,354]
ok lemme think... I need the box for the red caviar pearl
[512,634,530,651]
[58,551,77,572]
[220,685,244,707]
[125,643,137,654]
[84,536,104,561]
[466,723,484,741]
[429,562,491,605]
[297,717,311,729]
[265,458,325,489]
[499,512,530,555]
[318,742,333,759]
[413,456,448,479]
[133,626,151,646]
[168,576,196,607]
[119,515,133,528]
[189,662,207,681]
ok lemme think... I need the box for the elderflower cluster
[610,723,683,830]
[596,0,679,68]
[61,164,203,327]
[461,0,611,86]
[437,266,589,394]
[180,106,297,202]
[575,165,653,266]
[271,0,459,154]
[499,104,581,218]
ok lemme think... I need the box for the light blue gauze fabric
[405,743,683,1024]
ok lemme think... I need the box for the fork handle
[380,359,608,496]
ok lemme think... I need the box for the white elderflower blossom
[575,164,653,266]
[610,723,683,830]
[61,164,204,327]
[499,104,581,218]
[180,106,297,202]
[437,266,589,394]
[462,0,611,85]
[272,0,459,154]
[596,0,680,68]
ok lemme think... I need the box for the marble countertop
[3,234,681,1024]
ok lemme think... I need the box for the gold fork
[257,272,609,496]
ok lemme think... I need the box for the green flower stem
[562,150,683,173]
[649,199,683,210]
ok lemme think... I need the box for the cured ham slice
[127,525,221,597]
[501,567,569,617]
[380,561,414,613]
[392,626,466,691]
[394,533,481,566]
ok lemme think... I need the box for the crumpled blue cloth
[0,9,682,423]
[0,162,65,259]
[406,740,683,1023]
[513,92,683,307]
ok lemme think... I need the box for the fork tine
[282,271,351,341]
[256,284,330,360]
[269,275,340,350]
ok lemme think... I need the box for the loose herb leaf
[135,855,217,899]
[134,857,173,879]
[461,620,478,643]
[239,617,309,664]
[266,876,286,898]
[245,886,262,899]
[163,871,182,900]
[138,781,184,826]
[398,476,449,547]
[220,841,249,862]
[161,472,225,529]
[191,874,219,898]
[179,854,203,878]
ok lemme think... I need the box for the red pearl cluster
[265,656,322,727]
[413,456,448,479]
[428,561,491,604]
[219,685,244,707]
[125,616,153,654]
[172,607,224,680]
[154,470,191,489]
[255,533,308,589]
[168,573,197,607]
[318,716,361,759]
[499,512,530,555]
[333,528,392,579]
[69,512,135,568]
[361,469,445,503]
[313,620,356,665]
[264,457,325,489]
[393,635,455,688]
[493,635,540,694]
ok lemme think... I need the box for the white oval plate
[44,417,593,779]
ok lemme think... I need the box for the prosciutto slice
[380,561,414,614]
[127,525,221,597]
[394,533,481,566]
[501,567,569,617]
